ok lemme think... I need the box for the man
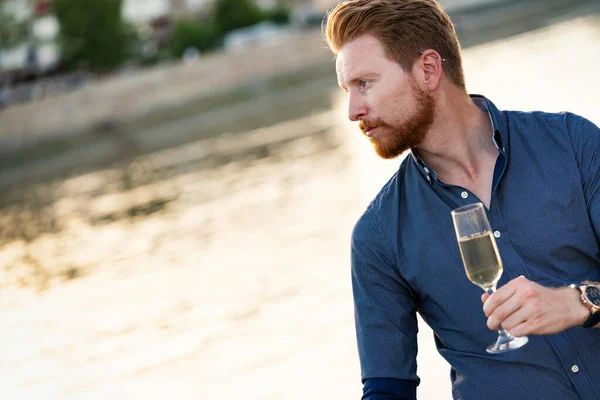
[324,0,600,399]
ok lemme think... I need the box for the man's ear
[418,50,444,90]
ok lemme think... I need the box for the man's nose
[348,93,367,121]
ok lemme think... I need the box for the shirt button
[571,365,579,373]
[494,231,501,238]
[461,191,469,199]
[426,176,431,182]
[424,167,430,174]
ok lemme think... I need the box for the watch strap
[582,308,600,328]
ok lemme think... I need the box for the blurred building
[123,0,340,23]
[124,0,212,23]
[0,0,59,75]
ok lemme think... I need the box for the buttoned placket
[487,194,597,398]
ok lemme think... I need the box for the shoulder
[559,112,600,137]
[504,110,600,173]
[352,163,408,246]
[504,109,599,136]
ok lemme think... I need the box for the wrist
[567,285,592,327]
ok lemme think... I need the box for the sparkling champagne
[458,231,503,288]
[452,202,528,353]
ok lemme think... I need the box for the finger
[483,285,515,317]
[483,276,528,317]
[506,318,532,338]
[496,305,529,333]
[481,293,489,303]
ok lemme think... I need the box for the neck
[414,87,496,184]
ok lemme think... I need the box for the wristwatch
[569,283,600,328]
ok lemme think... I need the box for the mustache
[359,119,387,133]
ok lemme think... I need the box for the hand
[481,276,590,336]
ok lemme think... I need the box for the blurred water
[1,8,600,400]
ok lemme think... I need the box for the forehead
[336,35,394,83]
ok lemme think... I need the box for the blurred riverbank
[0,0,596,188]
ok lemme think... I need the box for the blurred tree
[122,20,142,60]
[0,6,29,49]
[213,0,265,36]
[266,4,291,25]
[170,20,218,58]
[53,0,133,72]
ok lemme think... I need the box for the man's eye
[360,80,369,88]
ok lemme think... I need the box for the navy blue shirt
[352,95,600,399]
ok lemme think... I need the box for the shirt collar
[409,94,508,183]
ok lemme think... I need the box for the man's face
[336,35,434,159]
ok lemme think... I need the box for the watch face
[585,286,600,308]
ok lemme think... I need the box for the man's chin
[373,142,408,160]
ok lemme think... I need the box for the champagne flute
[451,202,528,354]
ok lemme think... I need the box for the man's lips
[361,126,379,137]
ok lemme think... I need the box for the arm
[351,210,420,398]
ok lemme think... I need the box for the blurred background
[1,0,600,399]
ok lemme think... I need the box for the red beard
[359,79,435,159]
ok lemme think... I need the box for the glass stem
[485,286,512,337]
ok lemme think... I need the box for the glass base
[486,334,529,354]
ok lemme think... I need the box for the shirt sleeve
[362,378,417,400]
[351,207,420,386]
[566,113,600,241]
